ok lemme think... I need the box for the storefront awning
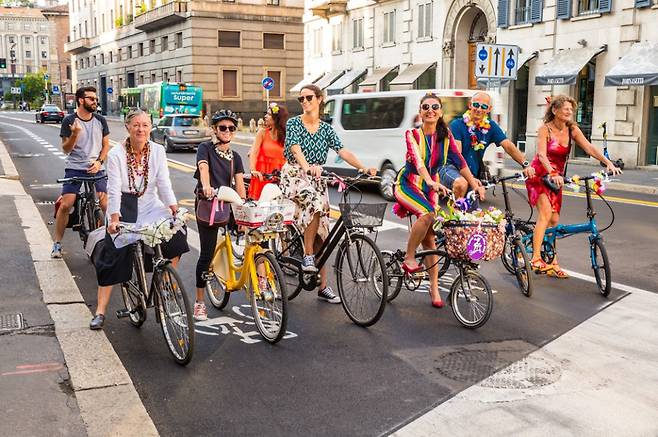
[290,74,323,93]
[389,62,436,87]
[313,70,345,90]
[358,65,399,87]
[477,51,538,87]
[326,68,367,94]
[535,46,607,86]
[604,42,658,87]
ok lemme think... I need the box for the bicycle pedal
[72,224,81,231]
[116,308,131,319]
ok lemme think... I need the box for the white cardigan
[106,141,177,225]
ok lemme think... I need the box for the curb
[0,139,159,437]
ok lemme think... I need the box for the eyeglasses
[216,125,237,132]
[421,103,441,111]
[471,102,490,110]
[84,96,98,102]
[297,95,315,103]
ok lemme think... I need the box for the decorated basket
[442,220,506,262]
[231,201,296,228]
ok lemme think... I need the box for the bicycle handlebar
[488,173,524,184]
[57,174,108,184]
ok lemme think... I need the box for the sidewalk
[0,139,158,437]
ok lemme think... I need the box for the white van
[322,89,503,200]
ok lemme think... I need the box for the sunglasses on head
[297,95,315,103]
[471,102,490,110]
[216,125,236,132]
[421,103,441,111]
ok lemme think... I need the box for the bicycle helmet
[211,109,238,126]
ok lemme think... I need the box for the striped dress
[393,128,467,218]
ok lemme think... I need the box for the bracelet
[521,160,529,168]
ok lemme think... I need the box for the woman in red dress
[248,103,289,200]
[525,95,622,277]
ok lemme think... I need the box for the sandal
[530,259,552,274]
[547,264,570,279]
[401,261,423,274]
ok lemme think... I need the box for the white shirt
[106,141,177,225]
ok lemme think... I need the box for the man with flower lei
[449,92,535,182]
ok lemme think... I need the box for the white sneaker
[302,255,318,273]
[193,301,208,321]
[51,242,62,259]
[318,286,341,304]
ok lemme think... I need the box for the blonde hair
[544,95,577,126]
[124,109,150,126]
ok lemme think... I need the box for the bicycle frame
[131,241,171,312]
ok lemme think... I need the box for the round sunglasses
[421,103,441,111]
[216,125,237,132]
[297,95,316,103]
[471,102,490,110]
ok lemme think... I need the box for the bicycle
[56,174,106,247]
[522,171,617,297]
[114,211,195,365]
[272,171,389,327]
[204,187,290,344]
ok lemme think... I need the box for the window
[128,46,133,59]
[94,17,97,35]
[263,33,284,49]
[66,65,71,79]
[176,70,182,82]
[218,31,240,48]
[139,74,144,85]
[383,10,396,44]
[138,43,144,57]
[266,70,282,98]
[41,51,48,59]
[332,23,342,53]
[313,28,322,56]
[100,53,105,64]
[418,2,432,39]
[176,32,183,49]
[25,51,32,59]
[8,36,15,44]
[84,20,88,37]
[109,51,113,63]
[352,18,364,49]
[341,97,406,130]
[222,69,238,97]
[24,23,31,31]
[26,65,32,73]
[578,0,600,14]
[101,14,105,33]
[40,36,47,45]
[149,39,155,54]
[162,36,168,51]
[164,71,169,82]
[111,9,114,29]
[25,36,31,44]
[40,24,47,32]
[9,50,16,59]
[267,0,280,4]
[515,0,531,23]
[151,73,156,83]
[7,23,14,31]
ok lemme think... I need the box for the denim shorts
[61,169,107,195]
[438,164,462,190]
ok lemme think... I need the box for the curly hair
[543,95,577,127]
[419,93,449,141]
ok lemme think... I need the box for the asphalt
[1,111,657,436]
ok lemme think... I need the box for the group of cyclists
[52,84,622,331]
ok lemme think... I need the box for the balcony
[64,37,92,54]
[134,0,189,32]
[310,0,347,18]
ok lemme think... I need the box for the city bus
[119,87,142,119]
[140,82,203,124]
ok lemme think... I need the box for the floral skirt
[280,163,330,241]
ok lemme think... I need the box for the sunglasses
[84,96,99,102]
[421,103,441,111]
[297,95,315,103]
[471,102,490,110]
[216,125,237,132]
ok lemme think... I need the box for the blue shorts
[438,164,463,190]
[61,169,107,195]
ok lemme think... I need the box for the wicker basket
[442,220,506,261]
[338,203,387,228]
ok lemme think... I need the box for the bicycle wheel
[270,225,304,300]
[155,264,194,365]
[512,238,533,297]
[120,256,147,327]
[449,269,493,329]
[335,233,387,327]
[249,251,288,344]
[381,250,403,302]
[591,238,611,297]
[206,272,230,310]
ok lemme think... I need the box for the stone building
[42,4,72,109]
[302,0,658,166]
[65,0,305,119]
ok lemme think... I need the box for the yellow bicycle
[204,186,292,343]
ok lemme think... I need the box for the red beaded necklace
[126,139,150,197]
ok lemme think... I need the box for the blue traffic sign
[43,73,49,81]
[478,48,488,61]
[107,87,113,95]
[261,76,275,91]
[506,58,516,70]
[52,85,60,95]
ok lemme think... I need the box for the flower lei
[462,110,491,151]
[126,140,150,197]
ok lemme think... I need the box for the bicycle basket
[442,220,506,261]
[338,203,387,228]
[232,201,296,228]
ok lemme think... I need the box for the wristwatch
[521,160,529,168]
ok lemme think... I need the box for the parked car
[36,104,65,123]
[150,114,211,152]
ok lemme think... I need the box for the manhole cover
[0,313,25,332]
[480,355,562,389]
[435,350,502,383]
[11,153,45,158]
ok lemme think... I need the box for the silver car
[150,114,211,152]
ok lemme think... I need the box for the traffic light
[0,58,6,69]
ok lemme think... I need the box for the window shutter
[635,0,650,7]
[556,0,572,19]
[497,0,509,28]
[530,0,543,23]
[598,0,612,12]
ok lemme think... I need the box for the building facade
[42,4,72,109]
[303,0,658,166]
[66,0,305,120]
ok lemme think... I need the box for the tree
[15,70,46,106]
[0,0,35,6]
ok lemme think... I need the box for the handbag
[195,152,234,226]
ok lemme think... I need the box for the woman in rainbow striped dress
[393,93,481,308]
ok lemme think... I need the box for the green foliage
[15,70,47,106]
[115,16,124,27]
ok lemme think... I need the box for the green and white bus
[140,82,203,124]
[119,87,142,119]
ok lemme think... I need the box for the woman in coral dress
[248,103,289,200]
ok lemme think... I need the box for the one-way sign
[475,43,519,80]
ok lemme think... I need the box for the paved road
[1,112,656,436]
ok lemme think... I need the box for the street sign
[261,77,275,91]
[475,43,519,80]
[10,87,21,95]
[52,85,60,95]
[43,73,49,81]
[107,87,113,95]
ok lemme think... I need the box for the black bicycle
[272,172,389,327]
[56,174,106,247]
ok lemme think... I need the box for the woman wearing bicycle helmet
[193,109,246,321]
[281,84,376,304]
[90,109,189,330]
[248,103,289,200]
